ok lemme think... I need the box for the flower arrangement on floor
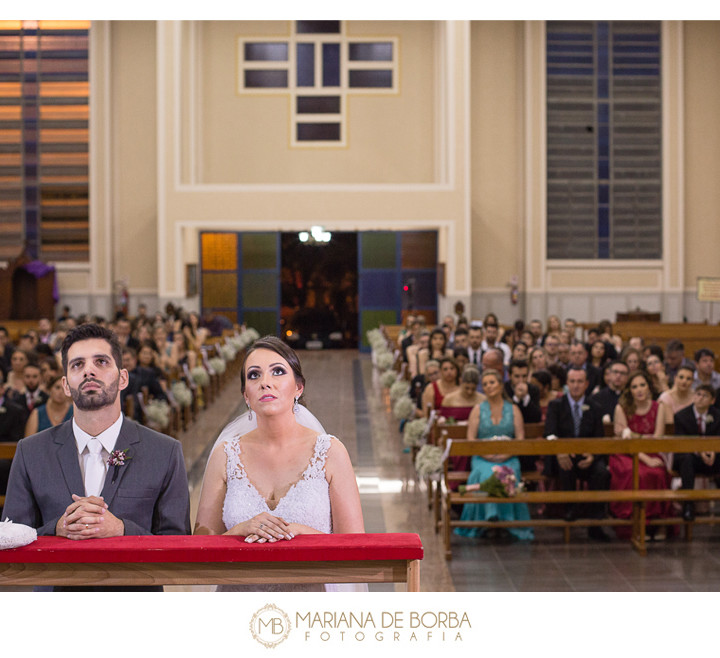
[375,350,394,371]
[403,418,429,448]
[415,445,444,478]
[389,379,410,402]
[144,399,171,429]
[459,464,525,497]
[191,366,210,388]
[366,328,386,351]
[171,381,193,408]
[392,395,416,421]
[209,356,226,375]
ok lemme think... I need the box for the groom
[4,323,190,543]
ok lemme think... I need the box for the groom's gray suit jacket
[4,416,191,536]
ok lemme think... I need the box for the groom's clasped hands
[55,493,125,540]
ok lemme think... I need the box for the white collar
[73,414,124,455]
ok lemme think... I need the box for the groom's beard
[69,376,120,411]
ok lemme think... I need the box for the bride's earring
[293,397,299,414]
[246,403,253,421]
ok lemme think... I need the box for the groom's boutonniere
[581,404,590,412]
[707,414,714,424]
[108,449,131,483]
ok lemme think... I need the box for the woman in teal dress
[455,368,534,541]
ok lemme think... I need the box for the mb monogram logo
[250,603,292,648]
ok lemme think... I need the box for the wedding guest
[453,347,470,375]
[481,319,511,366]
[410,359,439,413]
[693,348,720,391]
[455,368,533,541]
[646,352,670,395]
[421,356,460,417]
[7,363,49,426]
[528,346,549,376]
[590,360,629,422]
[530,368,559,423]
[673,384,720,521]
[664,339,693,387]
[610,370,672,540]
[24,374,73,437]
[417,328,453,377]
[467,325,484,368]
[657,364,695,416]
[194,335,364,591]
[569,340,602,393]
[439,365,486,423]
[547,363,568,395]
[4,324,190,559]
[543,333,560,365]
[620,346,642,374]
[544,367,610,540]
[6,349,31,393]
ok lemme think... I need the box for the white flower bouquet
[375,351,395,371]
[392,395,416,421]
[415,445,444,477]
[380,370,398,389]
[403,418,429,448]
[209,357,226,375]
[144,399,170,429]
[171,381,193,408]
[389,380,410,401]
[220,344,237,362]
[191,366,210,387]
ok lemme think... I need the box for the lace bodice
[222,433,333,534]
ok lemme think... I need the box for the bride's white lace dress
[219,433,334,592]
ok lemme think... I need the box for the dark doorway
[280,232,358,349]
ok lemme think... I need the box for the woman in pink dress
[610,370,672,539]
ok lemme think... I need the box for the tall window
[0,20,90,262]
[546,21,662,259]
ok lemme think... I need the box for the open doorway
[280,232,358,349]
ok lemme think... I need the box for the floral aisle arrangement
[458,464,525,497]
[392,395,415,421]
[380,370,398,389]
[144,399,170,429]
[171,381,193,408]
[415,445,444,478]
[403,418,429,448]
[389,379,410,402]
[209,356,226,375]
[375,350,395,372]
[191,366,210,388]
[220,344,237,362]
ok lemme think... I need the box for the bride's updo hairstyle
[240,335,306,397]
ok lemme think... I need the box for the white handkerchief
[0,519,37,550]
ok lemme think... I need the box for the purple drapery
[20,260,59,303]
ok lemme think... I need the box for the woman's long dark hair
[619,370,657,416]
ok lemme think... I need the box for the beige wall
[62,20,720,323]
[684,21,720,287]
[198,21,436,184]
[111,21,158,294]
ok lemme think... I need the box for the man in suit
[0,381,27,517]
[568,340,602,393]
[544,367,611,541]
[590,359,629,421]
[466,325,483,367]
[6,362,49,427]
[673,384,720,521]
[4,324,190,551]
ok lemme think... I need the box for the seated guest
[455,368,533,541]
[439,365,486,423]
[481,318,511,366]
[569,340,602,393]
[620,346,642,374]
[421,356,459,418]
[528,346,549,376]
[543,333,560,365]
[417,328,453,377]
[504,359,541,421]
[528,319,543,346]
[610,370,673,540]
[664,339,693,387]
[6,349,31,393]
[511,340,528,361]
[410,359,440,414]
[673,384,720,521]
[152,323,178,373]
[556,342,571,368]
[588,339,609,370]
[466,324,484,367]
[406,331,430,379]
[645,352,670,395]
[39,355,62,388]
[693,348,720,391]
[450,326,469,352]
[658,364,695,416]
[544,367,610,540]
[7,362,49,426]
[530,368,559,423]
[400,317,423,363]
[24,373,73,437]
[547,363,568,395]
[590,360,630,422]
[542,315,562,344]
[120,346,168,421]
[453,347,470,375]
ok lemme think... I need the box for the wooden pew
[441,436,720,559]
[0,533,424,591]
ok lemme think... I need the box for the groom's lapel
[54,422,85,497]
[100,417,141,506]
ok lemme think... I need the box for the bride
[194,336,365,590]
